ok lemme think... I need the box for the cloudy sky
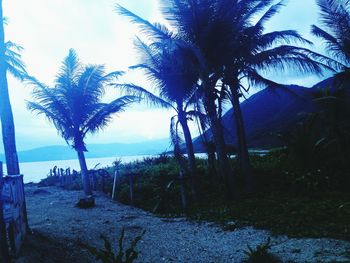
[0,0,329,151]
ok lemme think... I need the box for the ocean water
[14,155,154,183]
[4,151,268,183]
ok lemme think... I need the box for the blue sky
[0,0,330,151]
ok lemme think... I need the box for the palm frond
[4,41,27,80]
[113,83,174,110]
[254,0,286,31]
[83,95,137,135]
[312,0,350,65]
[116,4,173,41]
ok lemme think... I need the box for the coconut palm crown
[312,0,350,85]
[27,49,137,195]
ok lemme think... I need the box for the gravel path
[16,185,350,263]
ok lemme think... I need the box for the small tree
[27,49,137,197]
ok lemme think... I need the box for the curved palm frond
[113,83,174,110]
[312,0,350,66]
[82,95,138,135]
[4,41,27,80]
[254,0,286,32]
[116,4,173,41]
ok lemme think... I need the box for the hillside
[0,139,170,163]
[194,78,340,151]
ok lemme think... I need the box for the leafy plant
[81,227,145,263]
[243,238,281,263]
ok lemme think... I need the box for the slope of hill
[0,139,171,163]
[194,78,341,151]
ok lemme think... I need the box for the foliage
[243,238,281,263]
[27,49,137,152]
[110,153,350,240]
[81,227,145,263]
[39,152,350,240]
[280,85,350,192]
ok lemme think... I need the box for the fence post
[129,174,134,204]
[111,170,117,201]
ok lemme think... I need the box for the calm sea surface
[17,155,154,183]
[5,151,267,183]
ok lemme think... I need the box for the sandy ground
[15,185,350,263]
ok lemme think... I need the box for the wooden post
[66,168,71,185]
[129,174,134,204]
[112,170,119,201]
[53,166,57,177]
[0,177,10,261]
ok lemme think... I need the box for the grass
[185,192,350,240]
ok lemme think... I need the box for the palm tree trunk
[0,0,20,175]
[77,150,92,196]
[231,87,253,192]
[195,103,217,176]
[203,89,236,199]
[178,110,198,200]
[0,179,10,261]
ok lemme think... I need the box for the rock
[75,196,95,209]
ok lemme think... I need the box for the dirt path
[15,185,350,263]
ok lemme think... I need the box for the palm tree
[311,0,350,85]
[159,0,236,197]
[116,31,202,199]
[27,49,137,196]
[162,0,336,193]
[0,0,27,175]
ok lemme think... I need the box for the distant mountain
[0,139,171,163]
[194,77,347,151]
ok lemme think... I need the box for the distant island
[0,138,170,163]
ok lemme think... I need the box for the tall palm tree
[311,0,350,85]
[311,0,350,165]
[162,0,336,193]
[0,0,27,175]
[116,30,202,199]
[159,0,236,197]
[27,49,137,196]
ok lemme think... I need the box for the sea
[9,155,155,183]
[2,151,269,183]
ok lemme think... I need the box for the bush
[81,227,145,263]
[243,238,281,263]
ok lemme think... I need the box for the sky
[0,0,330,151]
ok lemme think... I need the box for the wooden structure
[0,162,27,260]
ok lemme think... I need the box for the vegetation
[39,148,350,240]
[243,238,281,263]
[2,1,350,260]
[27,49,138,196]
[312,0,350,86]
[116,0,340,201]
[113,25,202,203]
[81,227,145,263]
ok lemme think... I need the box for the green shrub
[81,227,145,263]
